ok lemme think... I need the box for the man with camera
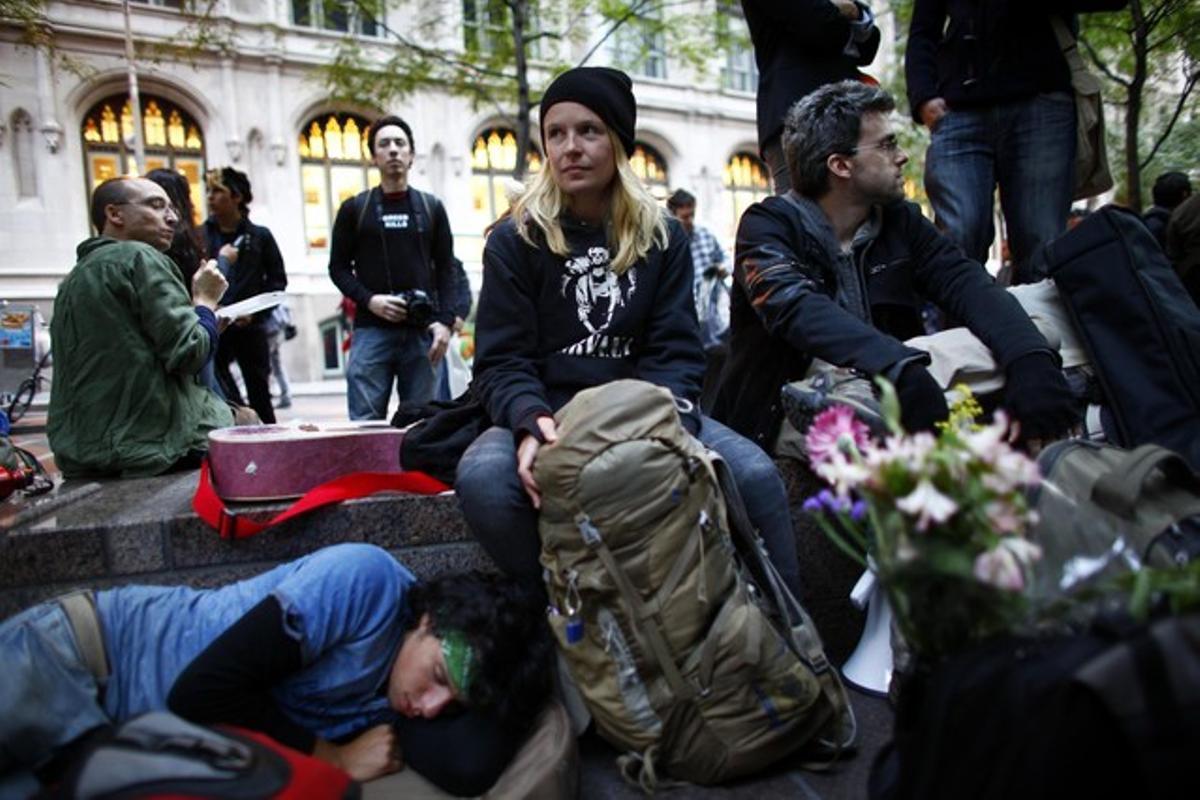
[329,115,459,419]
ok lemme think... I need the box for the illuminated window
[80,93,206,224]
[724,151,770,239]
[299,111,379,250]
[629,143,669,200]
[468,127,541,231]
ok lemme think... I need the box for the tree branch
[1082,36,1131,87]
[1139,71,1199,169]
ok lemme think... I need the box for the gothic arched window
[724,151,770,238]
[298,111,379,250]
[80,93,206,222]
[629,142,669,201]
[469,127,541,230]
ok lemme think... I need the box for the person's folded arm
[130,247,215,376]
[167,596,312,753]
[472,225,553,430]
[634,218,705,435]
[906,206,1055,368]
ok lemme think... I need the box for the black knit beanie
[539,67,636,156]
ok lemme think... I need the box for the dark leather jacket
[713,193,1053,447]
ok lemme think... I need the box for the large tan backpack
[534,380,855,789]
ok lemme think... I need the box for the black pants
[215,323,275,424]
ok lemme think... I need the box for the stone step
[1,460,866,668]
[0,470,490,618]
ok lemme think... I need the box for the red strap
[193,460,451,540]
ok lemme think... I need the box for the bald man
[47,177,235,477]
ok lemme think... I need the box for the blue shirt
[96,543,415,741]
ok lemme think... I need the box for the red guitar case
[207,422,405,501]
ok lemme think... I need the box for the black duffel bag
[871,612,1200,800]
[1040,205,1200,470]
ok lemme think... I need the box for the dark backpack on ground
[38,712,358,800]
[1028,440,1200,600]
[1040,205,1200,471]
[534,379,855,789]
[870,612,1200,800]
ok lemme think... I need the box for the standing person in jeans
[328,115,458,420]
[204,167,287,423]
[906,0,1127,285]
[743,0,880,194]
[455,67,803,598]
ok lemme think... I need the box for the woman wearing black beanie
[456,67,802,598]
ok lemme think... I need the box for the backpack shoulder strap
[354,187,376,238]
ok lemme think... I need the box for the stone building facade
[0,0,897,383]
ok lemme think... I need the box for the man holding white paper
[48,177,236,478]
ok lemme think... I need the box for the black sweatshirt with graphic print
[473,214,705,441]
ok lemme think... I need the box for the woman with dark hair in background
[145,169,226,400]
[145,168,205,288]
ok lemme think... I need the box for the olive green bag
[1029,440,1200,599]
[534,380,855,789]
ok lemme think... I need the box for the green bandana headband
[440,629,477,699]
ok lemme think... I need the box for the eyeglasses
[848,135,902,156]
[115,197,178,216]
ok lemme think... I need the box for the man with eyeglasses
[713,81,1078,452]
[47,176,235,478]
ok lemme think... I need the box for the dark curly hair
[407,571,554,735]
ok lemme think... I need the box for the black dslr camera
[395,289,433,327]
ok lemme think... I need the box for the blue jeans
[345,326,435,420]
[455,416,802,597]
[925,92,1076,284]
[0,600,110,793]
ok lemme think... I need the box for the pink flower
[805,405,871,468]
[972,538,1042,592]
[973,545,1025,592]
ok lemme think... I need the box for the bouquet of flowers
[803,382,1044,660]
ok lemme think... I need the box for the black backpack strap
[354,187,376,238]
[410,187,438,281]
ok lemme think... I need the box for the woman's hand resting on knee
[314,723,403,781]
[517,416,558,509]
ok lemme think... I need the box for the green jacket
[48,237,234,478]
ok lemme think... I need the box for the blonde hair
[510,130,668,275]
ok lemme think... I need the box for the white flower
[895,479,959,531]
[961,412,1010,463]
[999,536,1042,567]
[983,499,1025,534]
[814,451,871,498]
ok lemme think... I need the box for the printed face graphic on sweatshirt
[558,246,637,358]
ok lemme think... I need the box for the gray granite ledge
[1,469,485,619]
